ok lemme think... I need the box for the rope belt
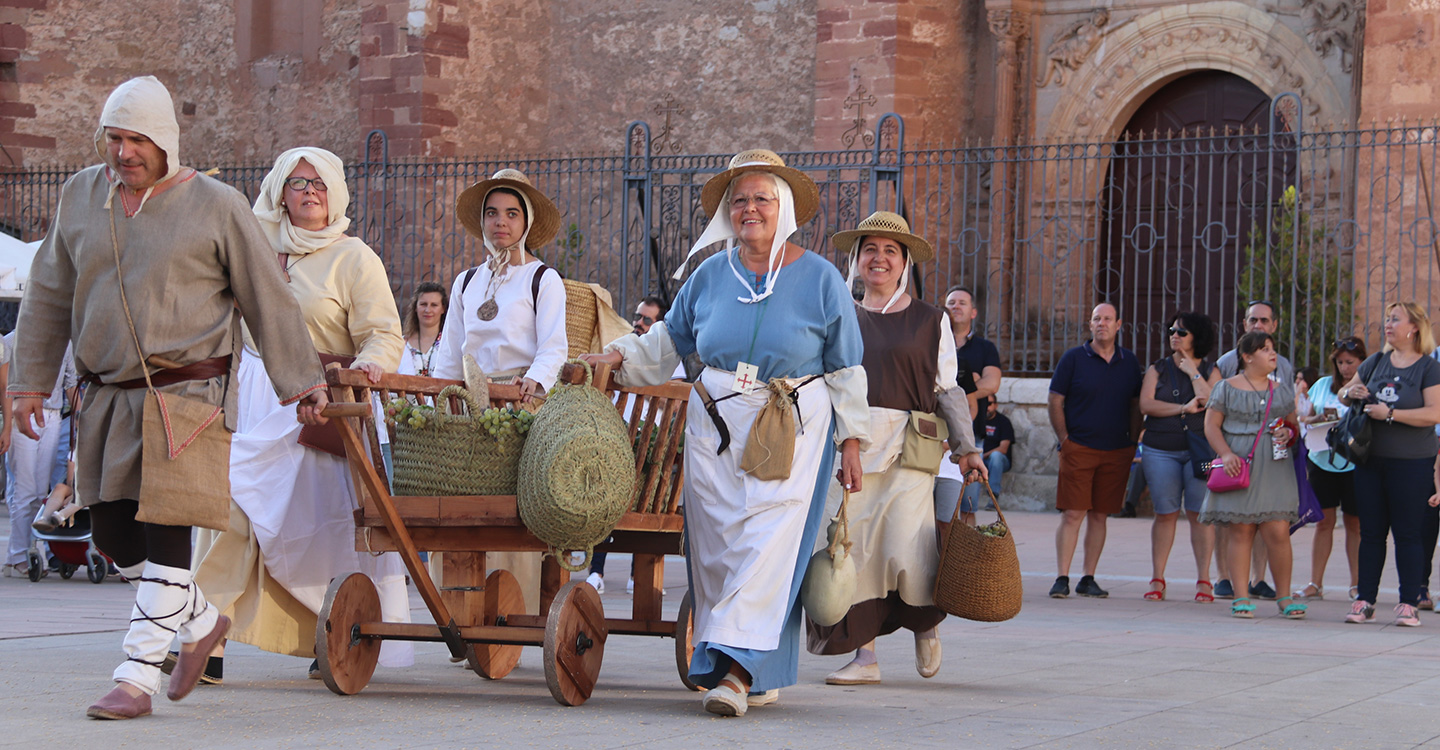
[692,370,823,455]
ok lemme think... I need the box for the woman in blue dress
[585,149,869,717]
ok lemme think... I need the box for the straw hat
[700,149,819,225]
[830,211,934,263]
[456,169,560,249]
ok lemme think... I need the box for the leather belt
[83,355,232,390]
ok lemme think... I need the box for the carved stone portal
[1036,9,1112,88]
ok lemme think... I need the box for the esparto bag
[932,479,1022,622]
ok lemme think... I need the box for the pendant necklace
[477,247,520,321]
[411,331,441,376]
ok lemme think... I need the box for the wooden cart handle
[320,403,374,419]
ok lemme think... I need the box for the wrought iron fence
[1,103,1435,375]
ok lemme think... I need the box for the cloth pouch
[739,379,797,481]
[138,389,232,531]
[898,410,949,473]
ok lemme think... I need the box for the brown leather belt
[83,355,232,390]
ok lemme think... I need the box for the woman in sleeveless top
[805,212,984,686]
[1138,311,1221,603]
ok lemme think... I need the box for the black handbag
[1326,400,1373,467]
[1166,358,1216,478]
[1326,354,1381,467]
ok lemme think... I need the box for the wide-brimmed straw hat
[830,211,934,263]
[456,169,560,249]
[700,149,819,225]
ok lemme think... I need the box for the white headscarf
[252,147,352,256]
[93,76,182,215]
[846,246,912,313]
[674,171,799,304]
[476,186,535,295]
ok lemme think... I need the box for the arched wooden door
[1098,70,1293,365]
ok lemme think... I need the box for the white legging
[5,409,62,565]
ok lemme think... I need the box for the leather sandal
[168,615,230,702]
[1143,578,1166,601]
[1277,596,1308,620]
[86,684,152,720]
[1231,597,1256,619]
[1194,580,1214,603]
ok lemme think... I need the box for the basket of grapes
[385,384,536,496]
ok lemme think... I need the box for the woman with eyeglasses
[1338,303,1440,626]
[191,147,411,682]
[1295,338,1366,603]
[1138,312,1221,602]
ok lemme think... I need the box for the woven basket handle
[554,545,592,573]
[566,357,595,388]
[436,384,485,430]
[940,469,1007,558]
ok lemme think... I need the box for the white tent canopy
[0,233,40,302]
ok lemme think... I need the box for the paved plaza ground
[3,507,1440,749]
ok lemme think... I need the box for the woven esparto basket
[390,384,527,496]
[561,279,598,357]
[932,479,1023,622]
[516,360,637,571]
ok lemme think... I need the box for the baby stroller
[28,505,109,583]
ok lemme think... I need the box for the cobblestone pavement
[3,507,1439,749]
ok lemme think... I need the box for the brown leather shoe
[87,685,152,720]
[167,615,230,702]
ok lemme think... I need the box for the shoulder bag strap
[107,203,157,396]
[1244,382,1275,462]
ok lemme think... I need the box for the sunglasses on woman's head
[1333,339,1361,351]
[1168,327,1190,337]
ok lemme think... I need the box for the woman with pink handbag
[1198,331,1304,619]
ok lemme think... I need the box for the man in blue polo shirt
[1048,302,1143,598]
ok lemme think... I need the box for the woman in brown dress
[807,211,985,684]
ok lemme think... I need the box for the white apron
[230,351,414,667]
[818,406,939,607]
[684,367,833,651]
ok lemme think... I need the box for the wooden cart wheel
[542,580,608,706]
[675,590,700,691]
[316,572,382,696]
[465,569,525,680]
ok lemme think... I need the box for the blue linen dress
[664,248,863,692]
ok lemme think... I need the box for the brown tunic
[808,298,947,654]
[9,165,325,505]
[857,300,943,414]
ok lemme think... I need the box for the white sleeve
[430,273,468,381]
[936,320,958,391]
[825,364,871,450]
[524,270,570,391]
[604,321,683,388]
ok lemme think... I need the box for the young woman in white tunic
[806,212,985,685]
[585,149,869,717]
[431,169,569,615]
[191,147,412,680]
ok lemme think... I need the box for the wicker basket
[390,384,527,496]
[516,360,636,571]
[561,279,598,357]
[932,481,1022,622]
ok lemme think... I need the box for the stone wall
[992,377,1060,511]
[1358,0,1439,122]
[2,0,361,167]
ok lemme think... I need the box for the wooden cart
[315,363,697,706]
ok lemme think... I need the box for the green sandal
[1231,597,1256,619]
[1277,596,1307,620]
